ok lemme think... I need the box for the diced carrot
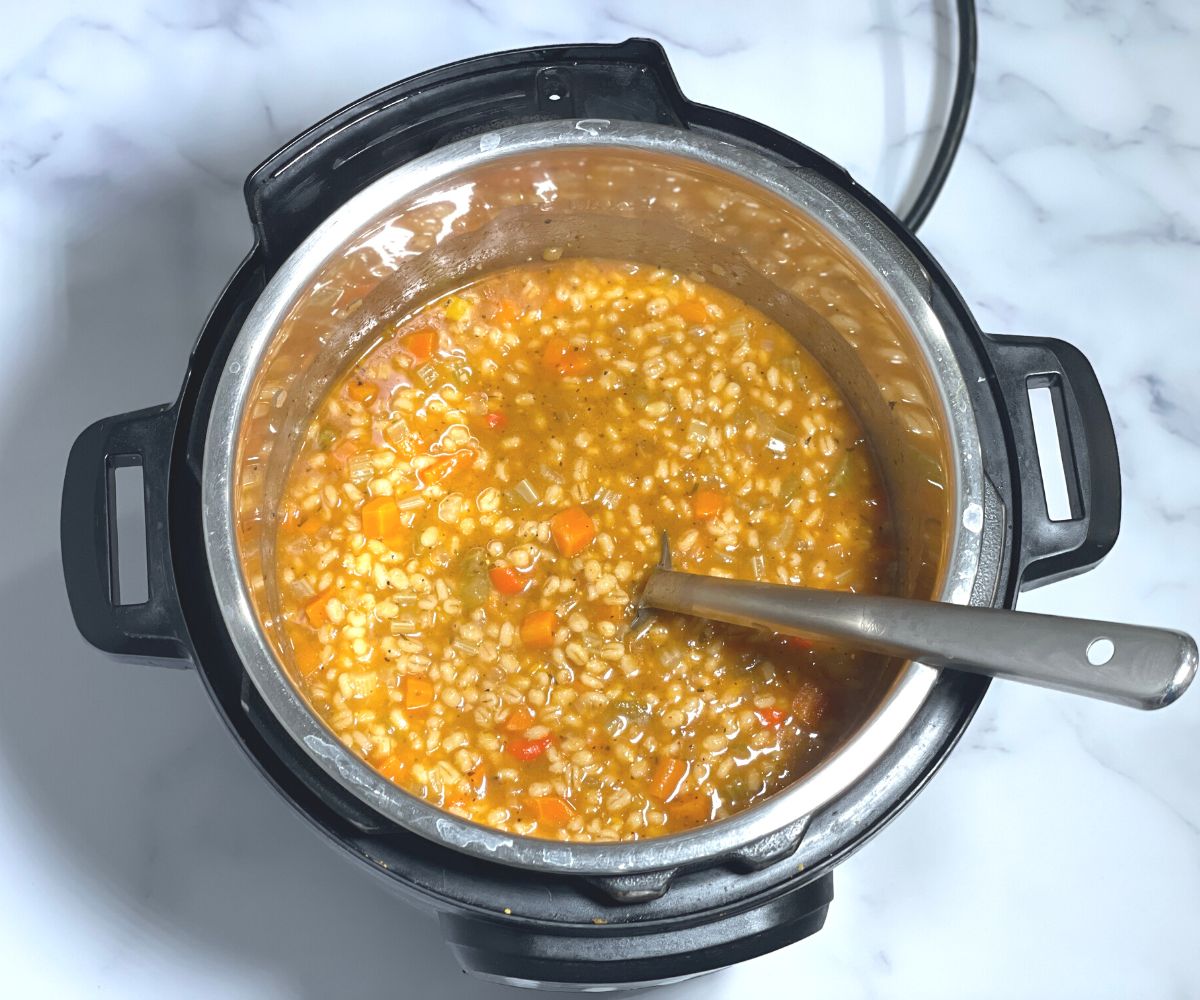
[487,298,519,326]
[550,506,596,557]
[520,610,558,648]
[418,449,473,488]
[540,296,566,319]
[543,336,567,367]
[304,587,336,628]
[361,496,402,540]
[507,735,552,761]
[490,565,529,596]
[558,353,588,377]
[693,489,723,520]
[377,757,406,783]
[676,299,709,324]
[505,705,536,732]
[781,634,813,650]
[542,336,589,376]
[649,757,688,801]
[404,675,435,712]
[299,516,324,536]
[792,681,827,729]
[669,792,713,827]
[484,411,508,431]
[419,454,455,486]
[755,707,787,727]
[347,379,378,403]
[525,794,575,827]
[403,328,437,363]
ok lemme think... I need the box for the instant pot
[61,41,1121,989]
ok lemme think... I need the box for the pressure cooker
[61,40,1124,989]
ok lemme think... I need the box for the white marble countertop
[2,1,1197,996]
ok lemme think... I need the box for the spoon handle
[641,570,1197,710]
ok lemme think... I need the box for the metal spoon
[637,538,1197,710]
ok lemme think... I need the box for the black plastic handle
[61,404,190,664]
[440,872,833,989]
[986,335,1121,589]
[244,39,689,270]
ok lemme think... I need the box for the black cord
[900,0,977,231]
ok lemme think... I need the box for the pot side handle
[61,404,191,665]
[985,335,1121,590]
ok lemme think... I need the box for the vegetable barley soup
[274,257,894,842]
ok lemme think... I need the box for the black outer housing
[60,40,1121,989]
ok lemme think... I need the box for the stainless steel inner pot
[202,120,989,875]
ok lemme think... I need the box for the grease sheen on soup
[272,257,894,842]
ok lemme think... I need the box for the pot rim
[201,119,987,876]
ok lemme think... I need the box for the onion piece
[385,420,412,447]
[291,577,316,600]
[752,408,797,457]
[509,479,540,505]
[596,487,622,510]
[347,454,374,482]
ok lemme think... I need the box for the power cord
[899,0,977,231]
